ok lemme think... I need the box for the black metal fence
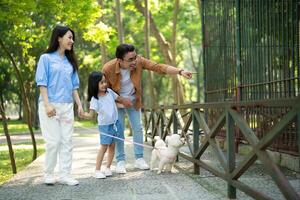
[143,99,300,199]
[202,0,300,155]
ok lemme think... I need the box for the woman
[35,25,83,186]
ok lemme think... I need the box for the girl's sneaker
[94,170,106,179]
[104,168,112,177]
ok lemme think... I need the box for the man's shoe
[104,168,112,177]
[116,161,126,174]
[94,170,106,179]
[134,158,150,170]
[44,174,55,185]
[59,176,79,186]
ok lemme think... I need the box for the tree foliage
[0,0,202,115]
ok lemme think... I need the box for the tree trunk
[115,0,124,44]
[98,0,108,66]
[0,100,17,174]
[171,0,183,104]
[144,0,157,108]
[18,94,22,120]
[134,0,185,105]
[0,39,37,160]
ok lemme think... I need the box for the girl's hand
[45,104,56,118]
[121,97,132,108]
[79,110,94,119]
[78,111,85,119]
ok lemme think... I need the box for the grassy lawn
[0,119,96,136]
[0,139,45,146]
[0,145,44,185]
[74,119,97,128]
[0,120,33,136]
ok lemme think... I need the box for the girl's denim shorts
[98,120,123,145]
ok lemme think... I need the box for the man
[102,44,192,173]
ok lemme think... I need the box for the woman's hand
[45,103,56,117]
[79,110,94,119]
[77,105,84,117]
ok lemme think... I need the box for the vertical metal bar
[269,1,273,99]
[264,0,268,99]
[259,0,263,100]
[281,0,284,99]
[245,0,250,101]
[272,1,276,99]
[273,1,277,99]
[261,2,269,99]
[295,2,300,95]
[257,0,261,100]
[274,1,277,99]
[286,0,290,98]
[255,0,259,100]
[296,107,300,177]
[222,0,226,101]
[226,109,236,199]
[202,0,206,103]
[160,106,164,138]
[193,107,200,174]
[291,0,296,97]
[151,109,155,146]
[278,1,281,99]
[218,0,223,101]
[251,1,255,101]
[234,0,242,152]
[236,0,241,102]
[173,107,178,135]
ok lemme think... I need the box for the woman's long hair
[45,25,78,72]
[87,72,104,101]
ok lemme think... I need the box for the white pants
[38,102,74,178]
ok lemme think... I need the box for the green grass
[0,119,96,136]
[74,119,97,128]
[0,120,32,136]
[0,147,44,185]
[0,139,45,146]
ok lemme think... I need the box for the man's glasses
[123,55,137,62]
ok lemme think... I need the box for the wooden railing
[143,98,300,200]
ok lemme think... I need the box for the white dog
[150,134,185,174]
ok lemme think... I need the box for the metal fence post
[226,109,236,199]
[160,105,164,138]
[193,106,200,174]
[296,107,300,175]
[173,105,178,135]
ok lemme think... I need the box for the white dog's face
[165,134,185,148]
[150,134,185,174]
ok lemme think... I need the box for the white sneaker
[59,176,79,186]
[116,161,126,174]
[44,174,55,185]
[135,158,150,170]
[104,168,112,177]
[94,170,106,179]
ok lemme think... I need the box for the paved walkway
[0,127,224,200]
[0,127,299,200]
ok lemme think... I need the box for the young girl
[81,71,131,178]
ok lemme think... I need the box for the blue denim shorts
[98,120,123,145]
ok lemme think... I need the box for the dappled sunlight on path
[0,127,225,200]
